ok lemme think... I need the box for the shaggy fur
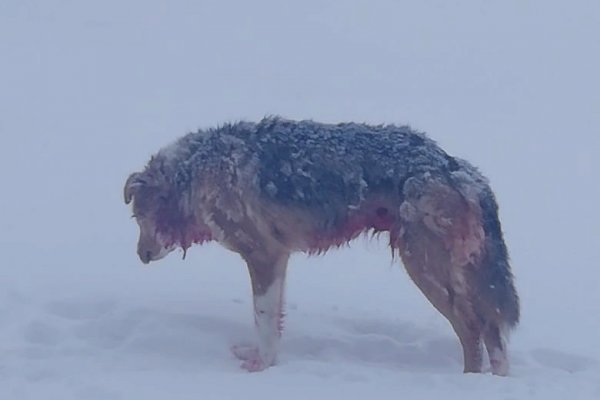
[124,117,519,375]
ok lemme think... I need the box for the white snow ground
[1,1,599,399]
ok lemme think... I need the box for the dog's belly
[305,196,401,253]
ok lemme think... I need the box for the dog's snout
[137,236,173,264]
[138,249,153,264]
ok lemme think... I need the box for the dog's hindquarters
[396,171,518,375]
[452,164,519,375]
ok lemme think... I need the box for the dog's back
[237,117,452,207]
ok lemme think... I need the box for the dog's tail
[451,162,520,331]
[476,185,520,330]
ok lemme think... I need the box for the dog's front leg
[234,251,289,372]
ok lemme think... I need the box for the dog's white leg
[250,276,285,371]
[234,252,288,372]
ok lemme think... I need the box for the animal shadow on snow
[284,317,463,373]
[45,299,250,366]
[40,298,600,374]
[45,298,461,371]
[106,311,462,372]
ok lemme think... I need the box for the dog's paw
[230,344,274,372]
[231,344,259,361]
[241,357,268,372]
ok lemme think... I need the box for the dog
[124,117,519,375]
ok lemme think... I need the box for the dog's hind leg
[398,176,488,373]
[449,292,485,374]
[399,228,484,373]
[483,321,509,376]
[234,250,289,372]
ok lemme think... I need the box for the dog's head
[124,168,177,264]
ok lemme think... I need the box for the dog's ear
[124,172,145,204]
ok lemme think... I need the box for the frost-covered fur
[124,117,519,375]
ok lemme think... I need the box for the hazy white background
[1,1,599,399]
